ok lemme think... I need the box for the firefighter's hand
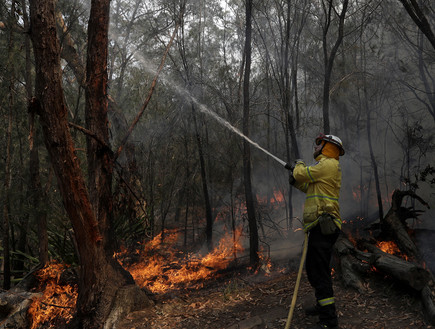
[289,173,296,185]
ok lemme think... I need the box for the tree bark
[85,0,114,251]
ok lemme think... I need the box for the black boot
[304,303,321,316]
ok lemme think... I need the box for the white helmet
[315,133,345,156]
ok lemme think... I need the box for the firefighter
[289,133,345,329]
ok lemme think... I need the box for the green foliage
[113,213,151,249]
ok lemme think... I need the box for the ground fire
[26,227,247,326]
[28,261,77,329]
[114,227,245,294]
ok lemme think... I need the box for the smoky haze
[103,0,435,271]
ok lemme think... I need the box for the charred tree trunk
[29,1,150,327]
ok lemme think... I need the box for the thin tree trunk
[3,0,18,290]
[192,105,214,251]
[3,88,12,291]
[365,96,384,221]
[243,0,259,268]
[321,0,349,134]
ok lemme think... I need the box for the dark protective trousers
[306,225,340,327]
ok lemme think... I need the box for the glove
[289,173,296,185]
[285,159,304,170]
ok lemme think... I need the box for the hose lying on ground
[284,232,309,329]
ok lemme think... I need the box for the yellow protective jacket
[293,155,342,232]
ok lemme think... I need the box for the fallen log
[362,242,431,291]
[334,189,435,324]
[380,189,430,262]
[0,289,40,329]
[334,234,371,292]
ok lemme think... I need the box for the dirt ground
[117,266,433,329]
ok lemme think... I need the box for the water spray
[189,99,293,170]
[111,34,292,171]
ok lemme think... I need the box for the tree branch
[113,3,186,161]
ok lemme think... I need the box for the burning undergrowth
[28,261,78,329]
[114,227,247,294]
[25,225,276,327]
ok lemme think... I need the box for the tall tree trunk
[22,0,49,267]
[321,0,349,134]
[365,98,384,221]
[3,83,12,291]
[243,0,259,268]
[85,0,114,251]
[192,105,214,251]
[3,0,18,290]
[29,1,147,327]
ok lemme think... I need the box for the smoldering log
[380,189,430,262]
[334,189,434,324]
[334,234,373,292]
[362,242,432,291]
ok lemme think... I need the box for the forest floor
[117,261,433,329]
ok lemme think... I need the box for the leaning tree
[29,0,149,327]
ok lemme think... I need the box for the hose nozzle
[284,163,293,170]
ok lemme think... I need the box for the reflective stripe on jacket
[292,155,342,231]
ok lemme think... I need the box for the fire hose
[284,232,308,329]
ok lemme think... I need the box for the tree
[243,0,259,268]
[321,0,349,134]
[398,0,435,51]
[29,0,148,327]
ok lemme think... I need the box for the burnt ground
[117,265,433,329]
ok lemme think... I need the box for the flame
[376,240,408,261]
[257,252,272,275]
[28,261,77,329]
[352,185,368,201]
[271,190,285,203]
[255,189,285,207]
[115,227,245,294]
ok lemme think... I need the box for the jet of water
[193,99,289,168]
[110,37,290,169]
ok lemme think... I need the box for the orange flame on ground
[28,261,77,329]
[115,227,245,294]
